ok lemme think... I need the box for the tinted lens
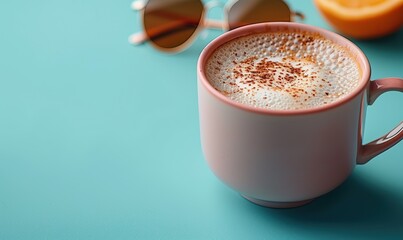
[228,0,291,30]
[144,0,204,50]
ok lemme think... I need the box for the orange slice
[314,0,403,39]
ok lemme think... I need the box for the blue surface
[0,0,402,239]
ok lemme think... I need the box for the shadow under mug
[197,22,403,208]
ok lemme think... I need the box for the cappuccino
[205,31,361,110]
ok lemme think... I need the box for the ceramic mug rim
[197,22,371,116]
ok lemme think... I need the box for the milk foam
[205,32,361,110]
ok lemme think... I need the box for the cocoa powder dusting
[231,57,310,98]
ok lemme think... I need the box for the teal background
[0,0,402,239]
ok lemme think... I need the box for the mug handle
[357,78,403,164]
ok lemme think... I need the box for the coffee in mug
[205,31,361,110]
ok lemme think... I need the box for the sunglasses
[129,0,304,53]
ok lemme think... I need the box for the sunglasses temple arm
[131,0,146,11]
[129,32,147,45]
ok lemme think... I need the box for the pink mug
[197,23,403,208]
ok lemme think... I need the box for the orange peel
[314,0,403,39]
